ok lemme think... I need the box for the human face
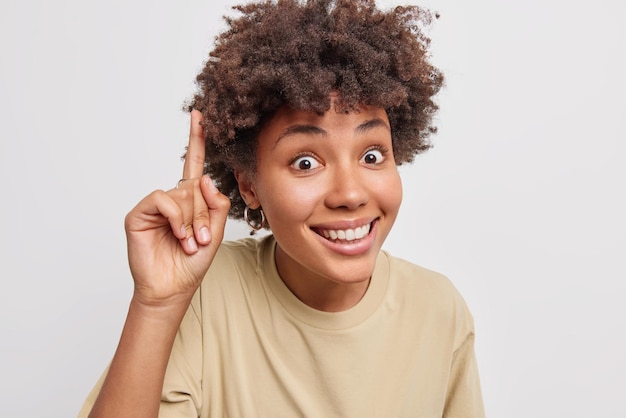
[239,102,402,297]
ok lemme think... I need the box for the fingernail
[205,175,218,193]
[199,227,211,243]
[187,236,198,252]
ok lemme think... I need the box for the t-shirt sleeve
[443,328,485,418]
[76,290,204,418]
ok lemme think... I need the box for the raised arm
[88,110,230,418]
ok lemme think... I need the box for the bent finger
[170,181,204,254]
[192,178,212,246]
[199,175,231,246]
[126,190,187,241]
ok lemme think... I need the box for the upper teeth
[320,223,371,241]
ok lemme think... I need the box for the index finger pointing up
[183,109,206,179]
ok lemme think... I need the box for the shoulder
[192,236,273,309]
[203,236,272,277]
[383,251,461,300]
[381,251,475,340]
[213,236,265,263]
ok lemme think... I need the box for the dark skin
[87,1,443,413]
[189,0,442,222]
[88,110,231,417]
[89,101,402,416]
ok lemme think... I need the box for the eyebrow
[276,124,327,143]
[355,118,390,135]
[274,117,390,147]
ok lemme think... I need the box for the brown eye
[361,149,384,164]
[291,155,320,171]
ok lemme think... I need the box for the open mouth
[312,220,375,243]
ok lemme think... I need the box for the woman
[80,0,484,416]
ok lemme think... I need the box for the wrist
[129,292,194,322]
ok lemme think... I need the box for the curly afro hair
[186,0,443,222]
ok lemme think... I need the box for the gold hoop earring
[244,205,266,232]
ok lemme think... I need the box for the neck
[274,245,371,312]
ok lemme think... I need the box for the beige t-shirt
[79,236,484,417]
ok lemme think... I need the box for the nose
[324,165,369,210]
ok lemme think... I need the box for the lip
[311,218,378,256]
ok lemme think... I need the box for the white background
[1,0,624,416]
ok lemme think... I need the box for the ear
[235,169,261,209]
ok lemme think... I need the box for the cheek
[373,171,403,214]
[255,174,322,225]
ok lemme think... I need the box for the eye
[361,148,386,165]
[291,155,320,171]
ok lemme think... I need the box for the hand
[124,110,231,307]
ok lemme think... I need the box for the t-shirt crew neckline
[258,235,390,331]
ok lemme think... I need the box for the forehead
[260,104,390,141]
